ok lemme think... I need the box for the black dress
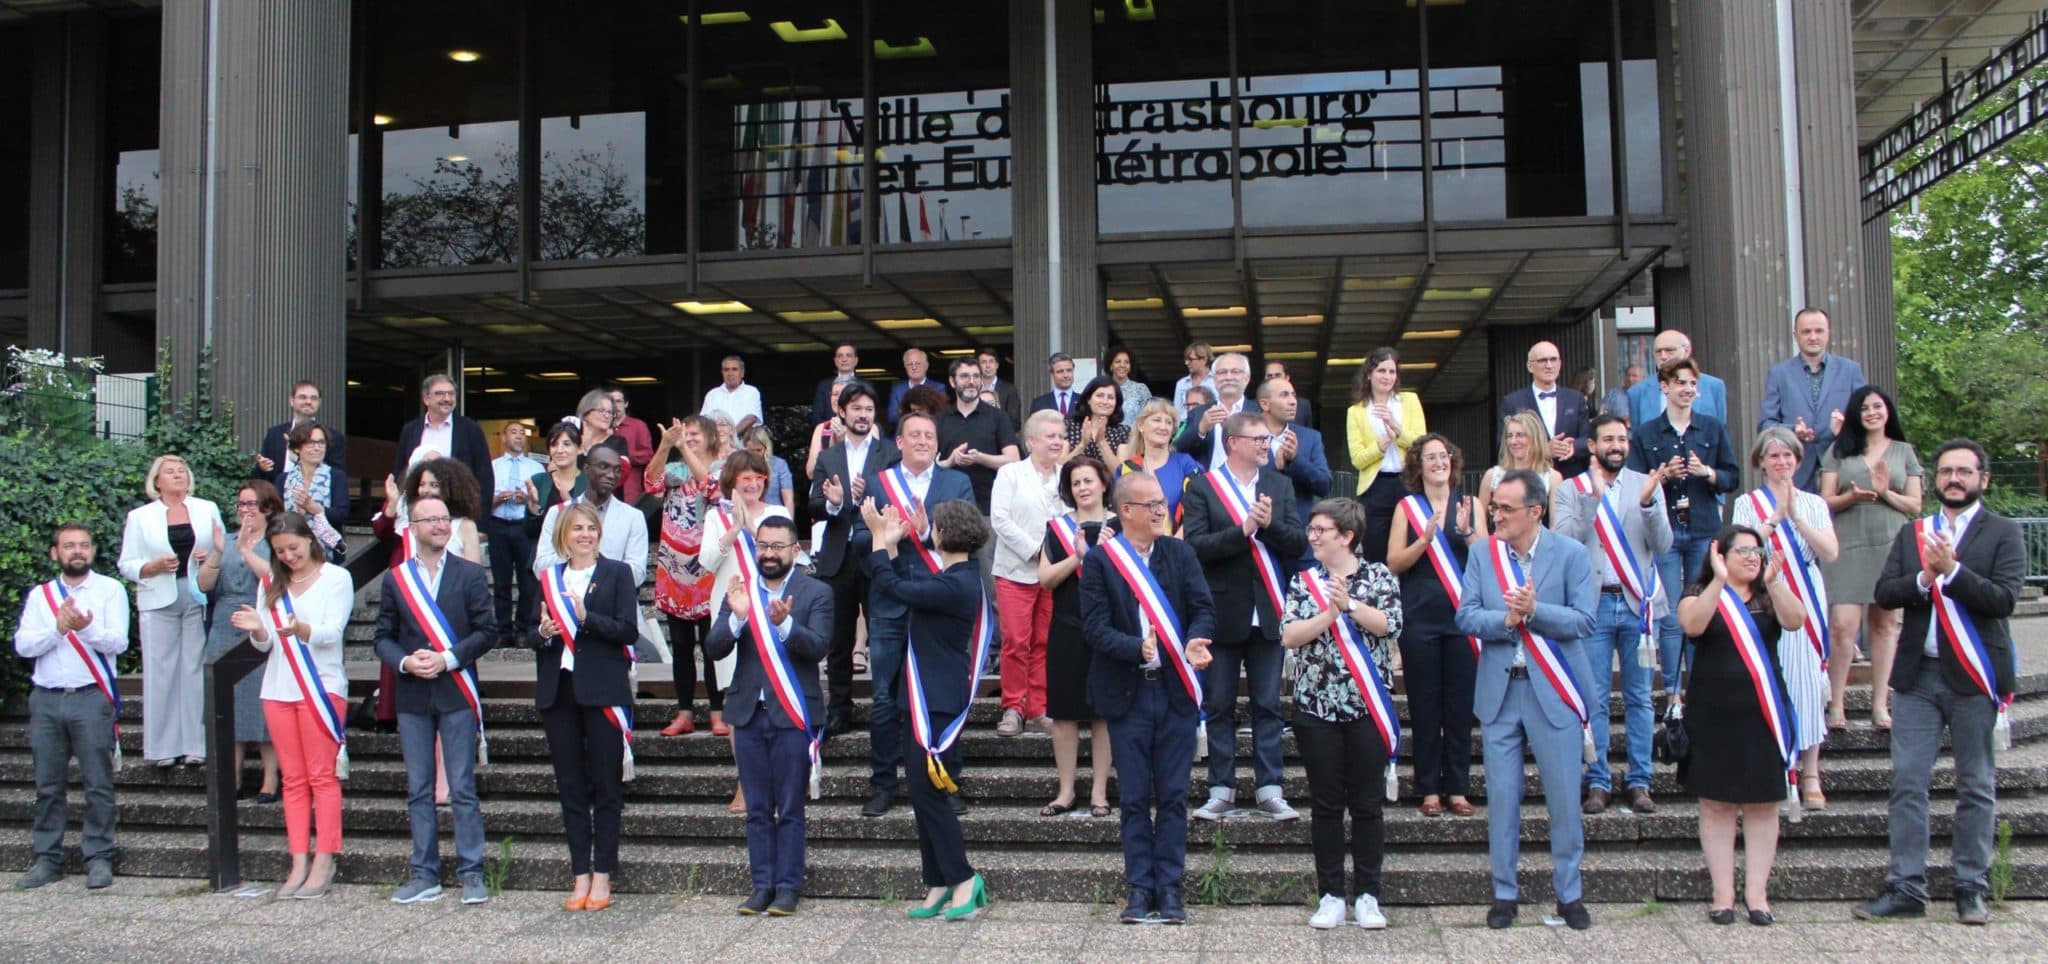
[1681,592,1794,804]
[1043,518,1109,721]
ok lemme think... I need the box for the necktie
[1538,391,1556,400]
[1058,392,1069,416]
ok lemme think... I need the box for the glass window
[872,5,1011,242]
[0,27,30,291]
[104,16,161,284]
[1093,3,1235,233]
[369,0,520,268]
[531,2,674,261]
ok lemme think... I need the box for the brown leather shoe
[1419,797,1445,818]
[1582,788,1610,815]
[1628,788,1656,814]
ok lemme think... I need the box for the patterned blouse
[1282,560,1404,723]
[654,461,719,620]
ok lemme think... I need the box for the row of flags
[734,101,953,250]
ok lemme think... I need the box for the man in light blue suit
[1758,308,1866,492]
[1457,468,1599,931]
[1627,330,1728,427]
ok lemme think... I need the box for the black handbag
[1654,644,1691,766]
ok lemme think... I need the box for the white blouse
[247,563,354,703]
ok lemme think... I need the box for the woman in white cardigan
[118,454,224,767]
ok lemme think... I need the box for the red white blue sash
[732,526,823,799]
[265,576,349,777]
[1300,568,1399,757]
[542,563,637,779]
[1917,515,2002,705]
[1488,538,1592,742]
[1400,494,1480,659]
[876,466,943,574]
[392,559,489,765]
[1047,515,1084,559]
[1715,587,1797,785]
[1575,474,1658,641]
[904,579,994,792]
[1100,535,1205,714]
[40,580,122,770]
[1747,486,1829,667]
[1204,469,1287,621]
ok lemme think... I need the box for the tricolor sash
[1488,538,1595,761]
[904,583,994,792]
[1100,535,1205,713]
[1917,515,2002,707]
[542,563,637,781]
[397,522,415,563]
[39,580,122,771]
[392,559,489,766]
[265,577,349,779]
[1047,515,1084,559]
[732,526,823,800]
[1575,473,1659,648]
[1204,469,1288,622]
[1399,494,1481,659]
[876,467,943,573]
[1747,487,1829,668]
[1300,567,1403,801]
[1715,587,1798,798]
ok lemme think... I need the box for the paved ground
[6,875,2046,962]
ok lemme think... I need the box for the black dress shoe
[1707,907,1736,925]
[824,713,853,738]
[861,790,893,818]
[1956,889,1990,925]
[1118,887,1154,924]
[1556,900,1591,930]
[1747,908,1774,926]
[1156,886,1186,924]
[1852,888,1926,920]
[767,890,799,916]
[1486,899,1517,929]
[738,889,774,915]
[949,794,969,817]
[256,791,280,804]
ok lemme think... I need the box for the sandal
[1826,707,1848,731]
[1872,708,1892,730]
[1801,777,1827,810]
[1419,796,1444,818]
[1038,801,1075,817]
[1449,798,1477,817]
[1090,804,1112,818]
[852,650,869,675]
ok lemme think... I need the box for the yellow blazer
[1346,393,1427,493]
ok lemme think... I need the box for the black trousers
[1397,630,1476,797]
[904,722,973,888]
[667,615,721,713]
[541,672,625,875]
[483,516,538,634]
[1357,472,1406,564]
[822,562,869,719]
[1293,713,1388,900]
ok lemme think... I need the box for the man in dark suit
[1758,308,1867,492]
[1181,412,1309,823]
[976,349,1022,431]
[1256,377,1330,539]
[806,382,898,734]
[849,410,975,817]
[1262,359,1315,428]
[373,496,499,906]
[1027,352,1080,419]
[1856,439,2024,926]
[704,516,835,917]
[253,379,347,490]
[885,348,937,431]
[1080,472,1216,925]
[1172,352,1258,469]
[811,342,862,428]
[1500,340,1591,478]
[392,373,493,491]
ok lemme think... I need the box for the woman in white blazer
[118,454,224,766]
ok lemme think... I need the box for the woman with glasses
[281,423,349,563]
[1475,411,1561,535]
[1385,434,1481,818]
[200,480,286,801]
[1676,526,1805,926]
[1818,385,1922,729]
[1346,347,1426,563]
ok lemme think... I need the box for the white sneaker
[1254,788,1300,822]
[1192,790,1235,822]
[1309,894,1347,930]
[1354,894,1388,929]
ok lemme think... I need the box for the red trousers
[996,577,1052,718]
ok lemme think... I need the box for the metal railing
[2013,518,2048,586]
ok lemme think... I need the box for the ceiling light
[1259,313,1324,326]
[674,300,752,314]
[483,387,515,394]
[778,309,849,322]
[444,155,469,163]
[379,316,450,328]
[1327,357,1365,366]
[482,323,549,335]
[963,325,1014,335]
[614,376,659,384]
[1420,287,1494,301]
[855,367,889,376]
[345,379,362,387]
[874,317,941,330]
[762,84,823,97]
[462,366,483,373]
[447,50,482,63]
[1209,343,1253,352]
[680,11,751,24]
[1250,118,1307,129]
[1106,297,1164,310]
[372,114,394,126]
[533,371,580,380]
[769,19,847,42]
[1265,351,1317,360]
[1401,328,1464,340]
[1399,361,1440,371]
[772,341,830,352]
[1182,306,1247,318]
[873,37,936,59]
[1342,276,1415,291]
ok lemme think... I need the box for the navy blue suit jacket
[1500,385,1591,479]
[870,556,985,717]
[526,557,638,711]
[1080,536,1217,719]
[704,570,835,728]
[1273,424,1333,530]
[850,465,974,621]
[372,556,498,716]
[1758,353,1866,491]
[1171,397,1260,466]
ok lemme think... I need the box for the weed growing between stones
[1191,830,1234,905]
[1992,819,2014,904]
[484,837,516,896]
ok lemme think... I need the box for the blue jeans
[865,611,907,794]
[1582,593,1655,792]
[398,708,485,880]
[1202,638,1286,794]
[1108,677,1198,892]
[1654,531,1713,690]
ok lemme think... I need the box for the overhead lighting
[482,323,550,335]
[462,366,484,373]
[937,348,975,357]
[1401,328,1464,340]
[1182,306,1247,318]
[1106,297,1164,310]
[1420,287,1494,301]
[533,371,580,380]
[1327,357,1365,366]
[447,50,482,63]
[1399,361,1440,371]
[773,341,830,352]
[854,367,889,376]
[779,309,849,322]
[680,11,751,24]
[674,300,752,314]
[874,317,940,330]
[963,324,1014,335]
[1265,351,1317,360]
[1259,313,1324,326]
[615,376,660,384]
[372,114,394,126]
[380,315,449,328]
[444,155,469,163]
[483,387,516,394]
[345,379,362,387]
[769,19,846,42]
[1209,343,1253,352]
[873,37,936,59]
[1343,276,1415,291]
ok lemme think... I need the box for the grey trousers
[139,593,206,762]
[30,687,118,865]
[1886,662,1998,899]
[398,708,486,880]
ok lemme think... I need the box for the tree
[378,147,647,268]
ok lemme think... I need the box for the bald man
[1500,341,1591,478]
[1626,331,1728,428]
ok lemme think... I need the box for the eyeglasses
[1120,499,1168,512]
[1306,523,1341,535]
[1231,434,1273,444]
[234,499,262,509]
[1935,466,1980,479]
[1489,503,1536,516]
[1729,546,1767,559]
[738,472,770,484]
[756,541,798,552]
[412,515,452,526]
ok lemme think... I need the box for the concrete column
[1791,0,1874,363]
[25,14,106,357]
[158,0,351,449]
[1860,211,1898,395]
[1009,0,1101,400]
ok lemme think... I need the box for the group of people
[11,308,2022,934]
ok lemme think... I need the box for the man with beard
[1856,439,2024,926]
[1175,353,1258,470]
[393,374,493,488]
[705,516,835,916]
[13,523,131,890]
[1549,413,1671,815]
[810,382,897,734]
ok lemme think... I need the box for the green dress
[1819,441,1922,606]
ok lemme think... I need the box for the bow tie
[1537,391,1557,400]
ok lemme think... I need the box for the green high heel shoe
[907,888,949,919]
[943,873,989,921]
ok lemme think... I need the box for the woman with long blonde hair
[1474,411,1561,534]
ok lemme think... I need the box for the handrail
[202,640,270,891]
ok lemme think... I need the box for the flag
[737,103,762,248]
[779,101,802,248]
[918,196,932,242]
[897,189,912,243]
[803,109,828,247]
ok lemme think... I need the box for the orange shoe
[564,894,588,912]
[585,895,611,912]
[711,714,731,737]
[662,712,695,737]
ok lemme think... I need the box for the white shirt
[414,414,454,467]
[701,382,764,427]
[532,494,650,586]
[558,562,596,672]
[1530,383,1560,436]
[14,572,130,690]
[248,564,354,703]
[822,434,879,519]
[1135,542,1161,669]
[1920,503,1979,658]
[403,552,465,672]
[1505,530,1547,668]
[991,459,1066,584]
[491,451,544,521]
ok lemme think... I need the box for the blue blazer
[704,570,835,729]
[1274,424,1333,529]
[1758,353,1866,491]
[526,557,639,711]
[869,555,985,717]
[885,378,940,430]
[1171,396,1261,466]
[1455,532,1598,730]
[1500,385,1591,479]
[1628,371,1728,429]
[850,465,974,621]
[373,556,499,716]
[1079,536,1217,719]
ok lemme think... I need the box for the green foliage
[483,836,516,896]
[1992,818,2014,904]
[0,347,104,440]
[0,342,245,710]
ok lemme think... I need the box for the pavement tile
[1796,921,1942,954]
[1441,926,1572,964]
[1198,923,1324,955]
[1331,925,1451,958]
[849,918,977,948]
[961,919,1093,951]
